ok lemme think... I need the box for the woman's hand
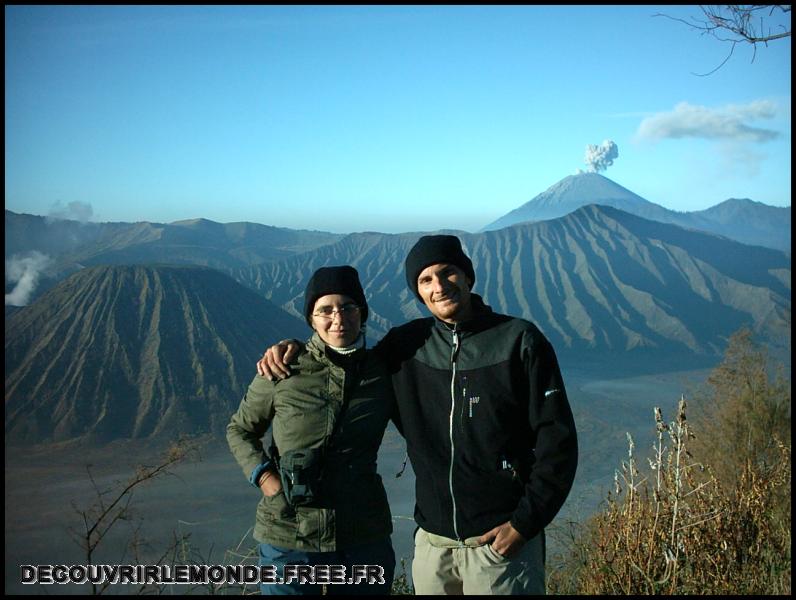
[258,469,283,497]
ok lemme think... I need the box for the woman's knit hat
[303,266,368,325]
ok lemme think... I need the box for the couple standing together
[227,235,578,595]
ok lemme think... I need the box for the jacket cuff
[510,514,540,542]
[249,460,273,488]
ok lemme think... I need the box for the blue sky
[5,5,791,234]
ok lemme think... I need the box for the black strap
[323,350,363,452]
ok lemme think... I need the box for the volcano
[4,265,308,443]
[482,173,672,231]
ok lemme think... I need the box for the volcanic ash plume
[47,200,94,223]
[584,140,619,173]
[5,251,52,306]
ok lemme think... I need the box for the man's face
[416,263,473,324]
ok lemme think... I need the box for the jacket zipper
[449,326,461,541]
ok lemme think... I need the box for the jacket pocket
[295,506,335,550]
[258,490,295,523]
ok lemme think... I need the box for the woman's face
[310,293,362,348]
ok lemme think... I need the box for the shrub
[548,398,791,594]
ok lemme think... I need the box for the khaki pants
[412,527,545,595]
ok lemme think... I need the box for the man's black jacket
[376,296,578,541]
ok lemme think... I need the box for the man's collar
[433,294,494,333]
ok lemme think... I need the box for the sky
[4,5,792,234]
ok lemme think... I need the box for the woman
[226,266,396,595]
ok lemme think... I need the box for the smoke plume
[5,251,53,306]
[584,140,619,173]
[47,200,94,223]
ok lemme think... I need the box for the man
[260,235,578,594]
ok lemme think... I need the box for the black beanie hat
[405,235,475,301]
[303,266,368,325]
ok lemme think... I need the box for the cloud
[635,101,780,143]
[47,200,94,223]
[5,251,52,306]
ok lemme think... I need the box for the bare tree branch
[67,437,201,594]
[655,5,791,75]
[699,5,791,44]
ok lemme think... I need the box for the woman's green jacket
[227,333,395,551]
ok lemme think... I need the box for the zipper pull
[450,327,460,365]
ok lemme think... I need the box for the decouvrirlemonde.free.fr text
[21,564,385,586]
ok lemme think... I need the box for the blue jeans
[258,538,395,595]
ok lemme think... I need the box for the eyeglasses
[312,303,361,320]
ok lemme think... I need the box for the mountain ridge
[5,207,790,445]
[235,204,790,354]
[5,210,344,271]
